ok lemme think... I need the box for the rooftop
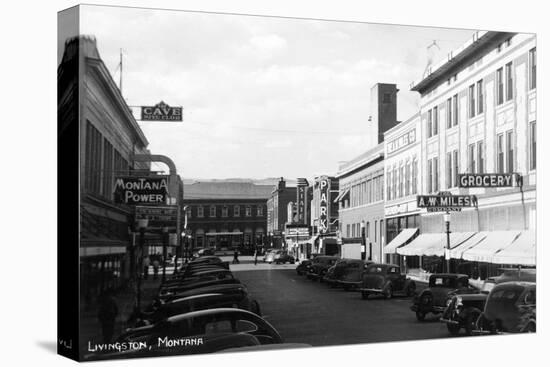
[184,181,275,200]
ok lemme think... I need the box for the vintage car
[296,259,313,276]
[141,292,262,324]
[158,276,242,300]
[335,259,375,291]
[264,249,283,263]
[178,256,224,272]
[411,273,477,321]
[89,309,282,360]
[273,252,295,264]
[476,281,536,334]
[160,269,234,292]
[322,259,347,286]
[193,248,216,257]
[154,283,249,305]
[359,264,416,299]
[306,256,339,281]
[440,268,536,335]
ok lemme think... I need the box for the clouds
[79,5,473,179]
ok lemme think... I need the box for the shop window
[529,48,536,90]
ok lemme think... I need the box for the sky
[72,5,475,180]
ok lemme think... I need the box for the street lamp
[443,212,451,273]
[136,218,148,312]
[162,226,169,283]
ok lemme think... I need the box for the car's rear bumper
[358,287,384,294]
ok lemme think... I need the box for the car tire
[361,291,369,300]
[406,284,416,297]
[384,285,393,299]
[446,323,461,336]
[464,309,481,336]
[416,311,426,321]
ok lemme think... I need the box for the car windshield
[489,288,522,304]
[430,277,460,287]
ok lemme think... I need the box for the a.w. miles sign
[416,194,477,212]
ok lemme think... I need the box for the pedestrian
[142,256,150,279]
[97,288,118,343]
[254,248,258,265]
[152,258,160,280]
[232,249,240,264]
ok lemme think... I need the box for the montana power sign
[113,176,169,204]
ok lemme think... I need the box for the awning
[449,232,488,259]
[333,188,350,203]
[461,231,521,263]
[384,228,418,254]
[423,232,477,257]
[491,230,536,266]
[397,233,444,256]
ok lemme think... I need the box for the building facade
[396,31,536,275]
[383,113,422,264]
[184,181,272,253]
[266,178,297,248]
[335,145,385,262]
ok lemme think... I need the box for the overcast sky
[72,5,474,180]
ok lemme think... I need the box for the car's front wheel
[416,311,426,321]
[446,323,461,336]
[383,285,393,299]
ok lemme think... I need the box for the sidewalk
[79,275,162,351]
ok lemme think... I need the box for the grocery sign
[141,101,182,121]
[458,173,522,188]
[113,176,168,204]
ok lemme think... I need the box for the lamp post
[162,226,168,283]
[136,218,148,312]
[443,212,451,273]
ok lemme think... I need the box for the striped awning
[491,230,536,266]
[384,228,418,254]
[461,231,521,263]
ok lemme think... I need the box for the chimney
[278,177,286,190]
[370,83,399,144]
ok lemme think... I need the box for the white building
[394,31,536,276]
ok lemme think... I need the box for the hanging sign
[141,101,182,121]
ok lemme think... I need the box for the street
[231,261,450,346]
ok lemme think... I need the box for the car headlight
[446,298,452,307]
[455,296,463,307]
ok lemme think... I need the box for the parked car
[359,264,416,299]
[192,248,216,258]
[160,269,235,291]
[335,259,375,291]
[411,273,477,321]
[154,283,249,305]
[306,256,339,281]
[264,249,283,264]
[91,309,282,360]
[440,268,536,336]
[158,276,242,300]
[296,259,313,276]
[322,259,349,286]
[274,252,295,264]
[141,292,262,324]
[475,281,536,334]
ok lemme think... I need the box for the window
[352,223,356,238]
[346,224,351,237]
[477,79,484,114]
[497,68,504,105]
[446,98,452,128]
[433,106,438,135]
[427,159,433,193]
[257,205,263,216]
[505,62,513,101]
[506,130,514,173]
[405,163,410,196]
[198,206,204,218]
[386,172,392,200]
[245,205,252,217]
[209,205,216,217]
[497,133,505,173]
[477,141,484,173]
[530,121,536,170]
[433,157,439,192]
[392,168,397,199]
[399,166,404,198]
[446,152,452,189]
[468,84,475,118]
[234,205,240,217]
[222,206,228,217]
[427,109,432,138]
[374,220,378,242]
[412,160,418,195]
[468,144,476,173]
[452,94,458,126]
[453,150,459,188]
[529,48,536,90]
[85,121,102,195]
[102,138,113,199]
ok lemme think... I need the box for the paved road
[235,268,452,346]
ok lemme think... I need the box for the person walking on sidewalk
[152,258,160,280]
[143,256,150,280]
[232,249,240,264]
[97,288,118,343]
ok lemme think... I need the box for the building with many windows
[394,31,536,275]
[266,178,297,248]
[184,181,272,253]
